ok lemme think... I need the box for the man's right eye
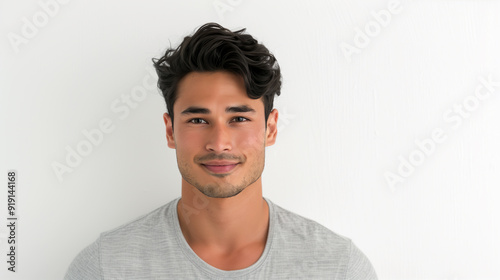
[188,118,207,124]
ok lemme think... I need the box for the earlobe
[163,113,176,149]
[265,109,278,147]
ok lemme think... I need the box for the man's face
[163,71,278,198]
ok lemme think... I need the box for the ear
[265,109,278,147]
[163,113,176,149]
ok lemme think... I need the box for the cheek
[175,131,201,153]
[237,127,266,149]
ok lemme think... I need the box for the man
[65,22,378,279]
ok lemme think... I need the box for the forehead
[174,71,263,113]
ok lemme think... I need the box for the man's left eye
[232,117,249,122]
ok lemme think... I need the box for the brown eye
[188,118,207,124]
[232,117,249,122]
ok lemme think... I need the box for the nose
[205,122,232,153]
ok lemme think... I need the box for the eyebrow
[180,105,256,115]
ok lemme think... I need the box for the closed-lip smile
[200,161,240,174]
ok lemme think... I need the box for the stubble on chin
[176,139,266,199]
[177,158,264,199]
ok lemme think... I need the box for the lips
[201,161,239,174]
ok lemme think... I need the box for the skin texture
[163,71,278,270]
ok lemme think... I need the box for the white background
[1,0,500,279]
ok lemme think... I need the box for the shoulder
[98,199,174,245]
[269,199,351,247]
[94,198,178,263]
[64,239,101,280]
[267,199,378,279]
[64,198,179,279]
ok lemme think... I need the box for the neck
[177,178,269,253]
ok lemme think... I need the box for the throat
[176,191,271,270]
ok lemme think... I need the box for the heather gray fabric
[65,197,377,279]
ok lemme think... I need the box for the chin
[196,183,247,199]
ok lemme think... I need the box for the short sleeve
[345,241,378,280]
[64,239,101,280]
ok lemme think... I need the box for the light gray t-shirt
[65,197,377,279]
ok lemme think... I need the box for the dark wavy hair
[152,22,281,128]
